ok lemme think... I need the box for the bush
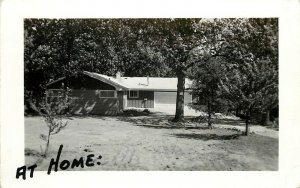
[123,109,150,116]
[143,109,150,113]
[36,88,71,157]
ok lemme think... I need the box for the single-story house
[46,71,193,115]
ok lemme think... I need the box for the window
[100,90,116,98]
[129,90,139,98]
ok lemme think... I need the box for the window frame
[99,90,117,98]
[129,90,139,99]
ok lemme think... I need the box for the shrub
[36,88,71,157]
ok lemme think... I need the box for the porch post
[123,91,127,110]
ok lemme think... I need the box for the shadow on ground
[194,118,245,126]
[25,148,43,157]
[117,116,173,125]
[25,148,45,166]
[135,124,211,130]
[218,119,245,126]
[117,116,244,130]
[172,133,241,141]
[67,115,108,120]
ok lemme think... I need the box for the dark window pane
[130,90,138,98]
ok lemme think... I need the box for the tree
[189,57,227,128]
[220,59,278,135]
[24,19,63,104]
[24,18,278,130]
[24,19,117,104]
[215,18,278,135]
[25,19,202,121]
[38,88,70,157]
[24,19,170,108]
[131,19,205,121]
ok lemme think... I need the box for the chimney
[116,71,121,81]
[147,76,149,86]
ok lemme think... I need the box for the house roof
[119,77,192,91]
[47,71,193,91]
[82,71,129,90]
[84,71,192,91]
[46,77,66,86]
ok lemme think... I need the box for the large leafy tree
[189,57,227,128]
[24,19,169,106]
[24,19,97,103]
[220,59,278,135]
[206,18,278,135]
[159,19,203,121]
[131,19,204,121]
[187,18,278,134]
[221,18,278,128]
[25,18,202,119]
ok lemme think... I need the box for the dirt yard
[25,116,278,171]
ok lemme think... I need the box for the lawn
[25,115,278,171]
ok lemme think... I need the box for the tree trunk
[44,129,51,157]
[235,107,240,117]
[207,100,212,128]
[263,110,271,126]
[245,111,250,136]
[174,71,185,122]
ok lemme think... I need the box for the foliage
[133,19,205,121]
[24,18,204,121]
[24,18,278,132]
[123,108,150,116]
[187,18,278,134]
[219,58,278,135]
[37,88,71,157]
[24,19,170,106]
[189,57,228,128]
[215,18,278,135]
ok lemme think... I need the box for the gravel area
[25,116,278,171]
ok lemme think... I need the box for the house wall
[184,92,193,104]
[127,90,154,108]
[154,91,192,105]
[126,90,192,109]
[67,90,123,115]
[46,75,123,115]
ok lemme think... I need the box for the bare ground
[25,116,278,171]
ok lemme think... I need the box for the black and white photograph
[24,18,279,171]
[2,0,300,187]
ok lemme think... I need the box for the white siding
[154,91,192,105]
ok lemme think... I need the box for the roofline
[82,71,129,90]
[45,72,128,90]
[45,72,193,91]
[129,88,177,91]
[46,77,66,86]
[128,88,193,92]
